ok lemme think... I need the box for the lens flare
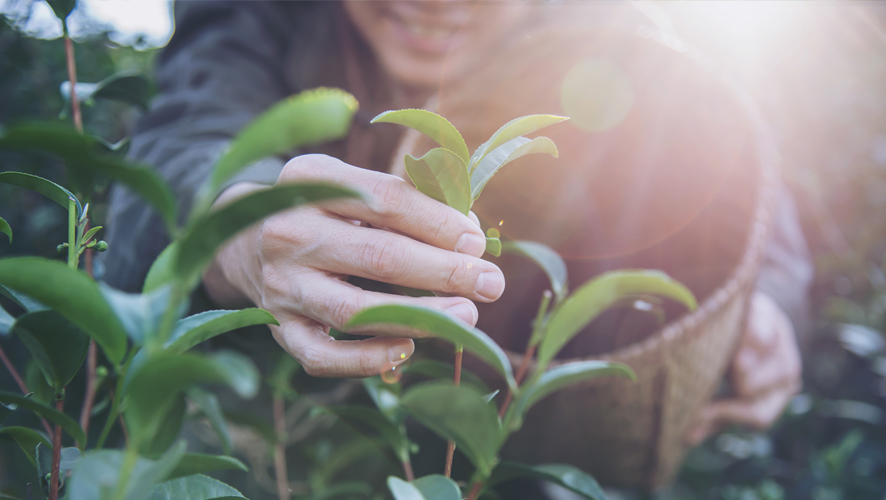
[381,364,404,384]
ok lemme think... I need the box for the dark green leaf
[0,217,10,244]
[124,351,258,447]
[509,361,634,424]
[0,124,176,230]
[68,441,187,500]
[0,171,81,216]
[0,285,47,312]
[62,71,152,110]
[99,283,176,345]
[372,109,470,165]
[166,454,248,481]
[0,391,85,447]
[328,406,410,461]
[175,183,360,285]
[404,148,471,215]
[0,303,13,337]
[93,135,131,156]
[147,474,246,500]
[470,115,568,172]
[403,359,490,394]
[46,0,76,20]
[142,394,186,457]
[207,87,358,199]
[0,426,50,468]
[0,257,128,364]
[13,309,89,389]
[36,442,51,490]
[166,309,278,354]
[347,305,515,389]
[487,462,606,500]
[501,240,568,305]
[388,475,461,500]
[187,387,232,455]
[470,136,558,201]
[400,382,501,476]
[537,270,696,369]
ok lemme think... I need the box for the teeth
[403,20,456,40]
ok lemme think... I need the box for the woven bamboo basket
[498,87,781,489]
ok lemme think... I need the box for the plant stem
[63,34,83,134]
[67,199,77,270]
[401,459,415,482]
[499,290,550,418]
[466,480,483,500]
[79,341,97,434]
[273,393,290,500]
[0,344,54,438]
[444,345,463,478]
[96,379,120,449]
[113,445,139,500]
[48,394,64,500]
[498,343,536,419]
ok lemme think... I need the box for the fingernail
[456,233,486,257]
[445,302,477,325]
[475,271,505,300]
[388,341,413,364]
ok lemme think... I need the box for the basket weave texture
[501,106,780,488]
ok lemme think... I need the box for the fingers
[687,385,797,446]
[270,313,415,378]
[280,154,486,257]
[313,218,504,302]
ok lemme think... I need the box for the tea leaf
[147,474,246,500]
[347,305,515,389]
[328,406,410,461]
[46,0,76,21]
[400,382,501,476]
[0,426,50,468]
[124,351,258,447]
[207,87,358,199]
[0,391,85,448]
[470,115,568,172]
[0,303,12,337]
[186,387,232,455]
[509,361,634,423]
[372,109,470,165]
[166,308,279,354]
[0,217,10,244]
[487,462,606,500]
[99,283,176,345]
[0,257,128,364]
[0,124,176,231]
[501,240,568,305]
[143,242,178,293]
[470,136,558,200]
[68,441,187,500]
[175,183,360,285]
[388,475,461,500]
[61,71,152,110]
[80,225,103,244]
[13,309,89,390]
[403,359,490,394]
[404,148,472,215]
[142,394,186,457]
[0,171,81,217]
[0,284,48,312]
[166,454,248,481]
[485,237,501,257]
[537,270,697,369]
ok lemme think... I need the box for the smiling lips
[383,4,468,54]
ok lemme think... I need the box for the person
[102,0,811,484]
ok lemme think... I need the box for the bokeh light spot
[560,58,634,132]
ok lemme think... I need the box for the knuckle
[281,154,335,181]
[299,347,331,377]
[442,258,472,293]
[328,293,363,329]
[369,176,407,219]
[357,236,408,281]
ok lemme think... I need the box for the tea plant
[0,4,362,497]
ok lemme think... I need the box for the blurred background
[1,1,886,499]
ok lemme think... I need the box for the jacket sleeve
[101,2,293,292]
[755,185,814,336]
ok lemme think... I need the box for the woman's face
[344,1,534,88]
